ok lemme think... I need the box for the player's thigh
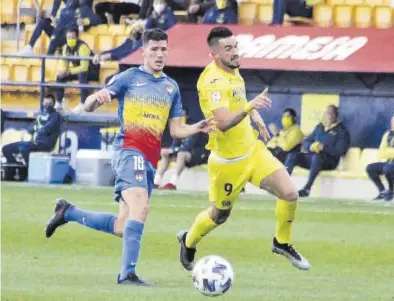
[250,143,298,201]
[112,149,152,222]
[208,155,249,210]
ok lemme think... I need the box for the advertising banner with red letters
[121,24,394,73]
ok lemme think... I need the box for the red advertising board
[121,24,394,73]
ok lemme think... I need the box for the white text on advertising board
[236,35,368,60]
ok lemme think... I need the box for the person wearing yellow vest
[366,115,394,201]
[55,27,100,113]
[267,108,304,163]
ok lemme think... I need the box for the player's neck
[215,61,236,75]
[143,64,162,78]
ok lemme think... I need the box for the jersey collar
[139,65,166,79]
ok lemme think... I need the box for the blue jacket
[303,121,350,160]
[145,7,176,31]
[29,111,61,149]
[202,7,238,24]
[76,3,104,31]
[104,38,142,61]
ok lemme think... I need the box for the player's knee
[210,206,231,225]
[280,189,298,202]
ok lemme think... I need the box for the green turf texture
[2,183,394,301]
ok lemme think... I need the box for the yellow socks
[275,199,297,244]
[185,210,218,248]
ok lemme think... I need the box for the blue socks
[64,206,117,235]
[119,219,144,279]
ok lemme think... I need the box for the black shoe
[272,237,310,270]
[298,188,310,198]
[45,199,71,238]
[384,190,394,201]
[117,274,152,286]
[372,191,385,200]
[177,230,196,271]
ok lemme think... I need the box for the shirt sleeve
[203,78,231,111]
[105,71,128,99]
[169,84,183,119]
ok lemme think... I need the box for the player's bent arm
[84,89,112,112]
[169,117,201,139]
[212,107,249,132]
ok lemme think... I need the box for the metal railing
[0,53,105,110]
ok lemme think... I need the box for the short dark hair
[44,94,55,103]
[207,26,233,47]
[143,28,168,45]
[67,27,79,37]
[284,108,297,119]
[328,104,339,117]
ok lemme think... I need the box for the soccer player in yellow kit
[177,26,310,271]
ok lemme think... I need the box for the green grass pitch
[1,182,394,301]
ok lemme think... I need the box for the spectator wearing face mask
[267,108,304,163]
[144,0,176,30]
[201,0,237,24]
[55,27,100,113]
[1,94,61,167]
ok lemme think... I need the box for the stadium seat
[108,24,127,35]
[80,33,96,52]
[114,35,128,47]
[0,63,12,82]
[345,0,364,5]
[99,68,116,84]
[354,5,373,27]
[96,35,115,53]
[313,4,333,27]
[87,24,108,35]
[364,0,383,6]
[252,0,273,4]
[342,147,361,172]
[358,148,379,173]
[239,2,258,25]
[373,5,393,28]
[326,0,346,6]
[257,4,273,24]
[333,5,353,27]
[1,0,16,24]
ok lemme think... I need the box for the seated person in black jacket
[285,105,350,197]
[2,95,61,167]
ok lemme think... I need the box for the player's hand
[250,91,272,111]
[258,124,271,142]
[95,89,112,104]
[196,117,216,133]
[93,54,101,65]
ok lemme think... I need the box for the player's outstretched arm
[213,94,272,132]
[249,109,270,142]
[84,89,112,112]
[169,117,216,139]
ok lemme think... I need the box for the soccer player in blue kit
[45,28,215,286]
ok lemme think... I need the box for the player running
[177,26,310,271]
[45,28,215,286]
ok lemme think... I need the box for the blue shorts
[111,148,156,202]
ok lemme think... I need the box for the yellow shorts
[208,141,283,210]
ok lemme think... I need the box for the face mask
[67,39,77,48]
[153,4,166,13]
[216,0,227,9]
[282,116,293,128]
[43,104,54,114]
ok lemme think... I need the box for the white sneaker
[71,103,85,114]
[19,45,34,56]
[272,237,310,270]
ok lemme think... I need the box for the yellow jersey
[197,61,259,159]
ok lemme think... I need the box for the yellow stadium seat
[252,0,273,4]
[80,33,96,51]
[359,148,379,172]
[114,35,128,47]
[239,2,258,25]
[364,0,383,6]
[354,5,373,27]
[13,59,31,91]
[1,0,16,23]
[97,35,115,53]
[45,59,60,82]
[382,0,391,5]
[327,0,346,6]
[99,68,117,84]
[108,24,126,35]
[313,4,333,26]
[257,4,273,24]
[334,5,353,27]
[87,24,108,35]
[0,129,24,147]
[342,147,361,172]
[373,5,393,28]
[1,64,12,82]
[345,0,364,5]
[30,65,42,91]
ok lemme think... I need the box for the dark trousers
[2,142,51,166]
[273,0,313,24]
[29,17,54,47]
[47,26,67,55]
[95,2,140,23]
[285,152,339,190]
[55,69,100,104]
[366,162,394,192]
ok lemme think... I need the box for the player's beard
[222,57,240,69]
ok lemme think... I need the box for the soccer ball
[192,255,234,297]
